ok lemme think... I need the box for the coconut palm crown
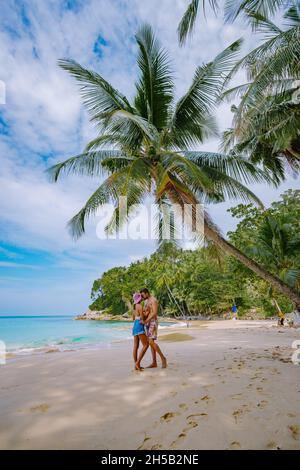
[49,25,270,235]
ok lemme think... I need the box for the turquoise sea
[0,315,173,355]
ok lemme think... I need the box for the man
[140,288,167,369]
[231,303,238,320]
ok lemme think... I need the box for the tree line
[90,190,299,317]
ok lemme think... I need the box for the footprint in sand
[200,395,212,403]
[288,425,300,440]
[230,393,243,400]
[183,421,198,432]
[151,444,162,450]
[171,419,200,448]
[29,403,50,413]
[271,368,281,376]
[250,374,261,380]
[170,432,187,449]
[160,412,179,423]
[229,441,241,449]
[137,437,151,450]
[266,441,278,449]
[187,413,208,420]
[178,403,188,410]
[232,405,250,423]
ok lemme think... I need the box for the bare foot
[146,363,157,368]
[135,363,144,371]
[162,358,167,369]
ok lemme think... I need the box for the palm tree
[240,213,300,314]
[221,5,300,173]
[178,0,289,45]
[249,215,300,289]
[179,1,300,172]
[48,24,300,308]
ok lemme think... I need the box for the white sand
[0,320,300,450]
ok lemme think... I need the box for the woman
[132,292,149,371]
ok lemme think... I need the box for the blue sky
[0,0,299,315]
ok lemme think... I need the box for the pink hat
[133,292,142,304]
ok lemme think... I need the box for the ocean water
[0,315,174,355]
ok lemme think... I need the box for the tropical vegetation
[90,190,300,317]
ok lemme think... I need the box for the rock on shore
[74,309,130,321]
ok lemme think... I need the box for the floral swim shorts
[145,318,158,340]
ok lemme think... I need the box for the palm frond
[160,151,215,194]
[47,150,131,181]
[58,59,132,122]
[107,109,159,142]
[284,4,300,27]
[84,134,128,151]
[68,172,122,239]
[183,151,277,187]
[178,0,200,46]
[134,24,174,129]
[104,180,148,235]
[171,39,243,148]
[104,157,152,234]
[68,158,151,239]
[242,10,283,35]
[224,0,285,23]
[178,0,219,46]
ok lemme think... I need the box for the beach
[0,320,300,450]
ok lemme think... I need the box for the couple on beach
[132,288,167,371]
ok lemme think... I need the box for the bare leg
[133,335,139,366]
[149,339,167,368]
[136,334,149,371]
[146,342,158,368]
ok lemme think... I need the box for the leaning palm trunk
[163,276,187,320]
[272,298,282,315]
[204,221,300,309]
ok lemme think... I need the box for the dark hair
[140,288,150,294]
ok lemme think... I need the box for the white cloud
[0,261,38,268]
